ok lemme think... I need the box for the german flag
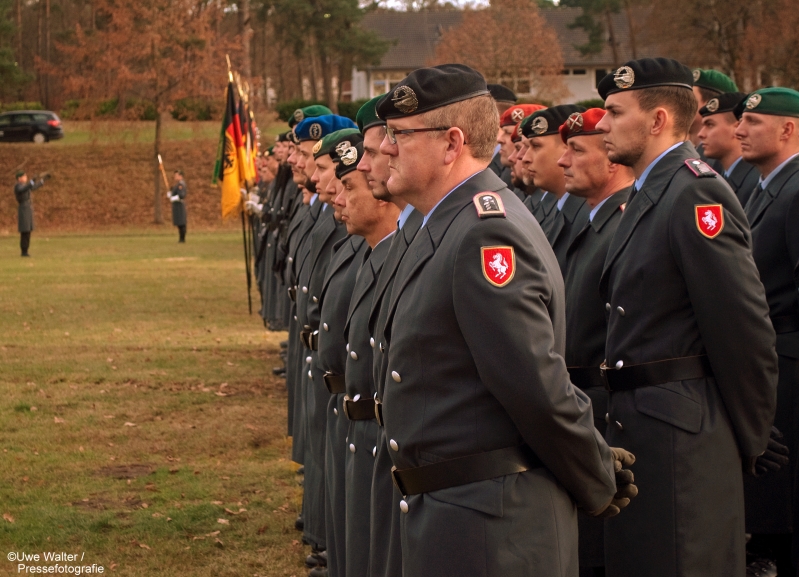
[215,82,247,219]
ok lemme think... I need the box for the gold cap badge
[312,140,323,155]
[614,66,635,90]
[392,86,419,114]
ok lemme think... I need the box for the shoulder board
[684,159,717,178]
[473,192,506,219]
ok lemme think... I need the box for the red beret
[559,108,606,143]
[500,104,547,127]
[510,123,521,143]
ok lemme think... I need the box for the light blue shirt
[376,230,396,248]
[310,193,319,206]
[321,202,328,211]
[634,142,685,191]
[760,152,799,191]
[556,192,570,211]
[421,172,480,227]
[397,204,414,230]
[724,156,743,178]
[540,191,549,201]
[493,144,501,155]
[589,195,612,222]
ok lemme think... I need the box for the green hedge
[172,97,218,121]
[0,101,44,113]
[575,98,605,109]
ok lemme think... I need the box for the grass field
[0,231,305,577]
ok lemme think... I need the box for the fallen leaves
[224,507,247,515]
[123,422,136,427]
[53,417,64,424]
[217,518,229,525]
[3,512,15,523]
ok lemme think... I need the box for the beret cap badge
[566,112,584,132]
[309,123,323,140]
[312,140,323,155]
[340,146,359,166]
[693,69,701,82]
[293,109,304,123]
[392,85,419,114]
[511,108,525,123]
[531,116,549,135]
[705,98,719,113]
[614,66,635,90]
[746,94,762,110]
[334,141,352,156]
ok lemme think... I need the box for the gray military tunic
[563,188,630,569]
[546,192,589,274]
[535,191,559,233]
[742,156,799,540]
[600,143,778,577]
[318,234,369,577]
[381,169,616,577]
[343,236,392,577]
[170,179,187,226]
[14,180,43,232]
[724,157,760,208]
[369,209,423,577]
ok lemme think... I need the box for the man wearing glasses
[373,63,637,577]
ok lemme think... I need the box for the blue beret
[295,114,357,142]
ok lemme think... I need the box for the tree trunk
[45,0,51,108]
[15,0,22,60]
[623,0,638,59]
[317,43,336,112]
[308,36,319,101]
[37,4,43,104]
[240,0,253,81]
[605,9,620,68]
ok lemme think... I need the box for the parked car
[0,110,64,143]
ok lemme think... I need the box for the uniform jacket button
[323,323,329,331]
[399,500,409,513]
[349,443,356,453]
[379,343,385,352]
[293,315,298,321]
[605,303,611,311]
[302,286,308,294]
[353,394,361,402]
[288,257,293,263]
[333,408,338,416]
[307,370,313,378]
[617,306,625,316]
[372,446,377,457]
[312,296,318,303]
[389,439,399,451]
[391,371,401,383]
[306,356,312,364]
[370,337,375,348]
[350,351,358,360]
[605,413,610,424]
[346,343,350,352]
[615,360,624,369]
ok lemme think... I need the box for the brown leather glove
[589,447,638,518]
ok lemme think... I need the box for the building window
[561,69,570,75]
[573,69,587,75]
[595,69,608,88]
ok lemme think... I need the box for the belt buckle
[390,466,407,498]
[310,330,319,351]
[323,372,336,394]
[374,396,383,426]
[599,361,612,392]
[342,395,352,420]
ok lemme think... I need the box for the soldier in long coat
[168,171,187,243]
[596,58,778,577]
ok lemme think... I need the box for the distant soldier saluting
[169,170,187,243]
[14,170,47,257]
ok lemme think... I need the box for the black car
[0,110,64,143]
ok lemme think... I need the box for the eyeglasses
[384,125,450,145]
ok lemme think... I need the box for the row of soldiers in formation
[244,58,799,577]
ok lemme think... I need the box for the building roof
[360,7,654,71]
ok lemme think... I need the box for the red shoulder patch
[481,246,515,287]
[695,204,724,238]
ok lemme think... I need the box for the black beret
[699,92,747,117]
[335,141,364,179]
[376,64,489,120]
[598,58,693,100]
[520,104,586,138]
[487,84,517,104]
[277,131,291,143]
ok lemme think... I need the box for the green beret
[739,87,799,119]
[692,69,738,95]
[266,146,274,156]
[15,170,25,178]
[288,104,333,128]
[313,128,361,159]
[356,94,387,133]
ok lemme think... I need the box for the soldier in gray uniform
[697,92,760,207]
[337,140,399,577]
[375,64,636,577]
[595,58,778,577]
[735,87,799,577]
[353,95,422,577]
[13,170,46,257]
[487,84,517,187]
[168,170,187,243]
[556,107,635,576]
[519,105,589,272]
[507,126,545,219]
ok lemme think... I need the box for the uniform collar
[397,204,415,229]
[760,152,799,191]
[309,193,319,206]
[589,196,610,222]
[634,141,685,191]
[724,156,743,178]
[421,171,481,228]
[556,192,570,211]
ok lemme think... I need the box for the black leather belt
[374,397,383,426]
[771,314,799,334]
[600,355,713,392]
[343,396,376,421]
[323,372,345,394]
[390,445,542,498]
[299,330,318,351]
[287,286,297,302]
[567,366,605,390]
